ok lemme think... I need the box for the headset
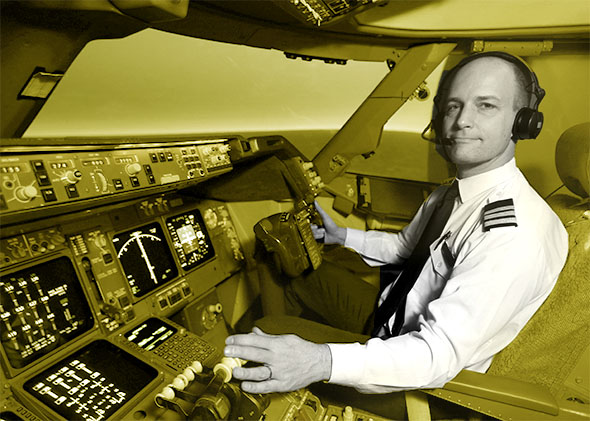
[428,51,546,142]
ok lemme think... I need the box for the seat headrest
[555,122,590,198]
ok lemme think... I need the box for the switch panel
[0,138,233,222]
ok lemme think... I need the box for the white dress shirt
[327,159,568,393]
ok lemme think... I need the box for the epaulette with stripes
[482,199,518,231]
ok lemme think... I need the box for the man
[224,53,568,396]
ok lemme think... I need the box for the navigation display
[166,210,215,271]
[24,340,158,421]
[0,257,93,369]
[112,222,178,298]
[124,318,177,351]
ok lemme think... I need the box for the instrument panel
[0,191,243,344]
[0,135,371,421]
[0,184,244,419]
[0,137,243,420]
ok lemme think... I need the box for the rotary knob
[15,185,38,201]
[50,233,66,245]
[94,171,108,192]
[64,169,82,184]
[126,163,142,176]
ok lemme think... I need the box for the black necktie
[371,181,459,338]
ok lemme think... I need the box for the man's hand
[311,201,347,245]
[224,327,332,394]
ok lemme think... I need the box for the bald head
[446,56,530,112]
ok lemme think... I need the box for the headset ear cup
[513,108,544,140]
[528,110,544,139]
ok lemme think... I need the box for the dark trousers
[256,260,410,419]
[286,260,379,336]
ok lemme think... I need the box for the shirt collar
[455,158,518,203]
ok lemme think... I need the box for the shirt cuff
[344,228,366,251]
[326,342,366,385]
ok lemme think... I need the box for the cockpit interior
[1,1,589,420]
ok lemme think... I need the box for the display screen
[112,222,178,298]
[23,339,158,421]
[166,210,215,270]
[124,318,177,351]
[0,257,93,369]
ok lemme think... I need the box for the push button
[30,160,46,171]
[118,295,131,308]
[113,179,124,190]
[41,188,57,202]
[158,297,169,309]
[65,184,79,198]
[36,171,51,186]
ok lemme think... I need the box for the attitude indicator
[112,223,178,298]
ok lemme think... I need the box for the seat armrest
[439,370,559,416]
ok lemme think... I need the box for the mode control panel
[0,140,232,218]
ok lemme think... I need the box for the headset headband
[443,51,545,109]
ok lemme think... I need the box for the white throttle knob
[190,361,203,374]
[154,384,176,408]
[183,367,195,382]
[213,357,244,383]
[172,374,188,390]
[161,385,175,399]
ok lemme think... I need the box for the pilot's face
[440,57,519,178]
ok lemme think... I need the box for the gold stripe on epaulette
[483,199,518,231]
